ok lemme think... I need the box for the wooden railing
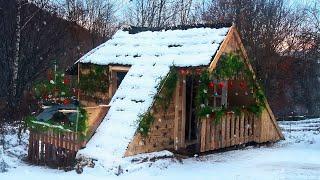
[200,111,257,152]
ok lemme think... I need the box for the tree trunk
[12,0,21,101]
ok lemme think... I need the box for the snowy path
[1,118,320,180]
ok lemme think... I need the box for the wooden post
[240,114,244,144]
[174,76,181,151]
[200,118,207,152]
[205,118,211,151]
[221,116,226,148]
[225,114,230,147]
[230,114,235,146]
[234,115,239,145]
[180,75,186,148]
[210,123,216,150]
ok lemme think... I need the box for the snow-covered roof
[78,24,231,67]
[78,25,232,163]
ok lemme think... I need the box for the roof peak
[122,23,232,34]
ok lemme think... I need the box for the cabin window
[109,66,130,98]
[227,79,255,108]
[116,72,127,88]
[208,79,228,108]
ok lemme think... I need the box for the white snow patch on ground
[1,119,320,179]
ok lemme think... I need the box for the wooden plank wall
[124,99,176,156]
[200,112,256,152]
[255,109,281,143]
[125,74,185,156]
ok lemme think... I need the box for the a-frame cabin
[76,24,284,159]
[27,24,284,167]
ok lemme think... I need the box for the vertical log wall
[200,112,256,152]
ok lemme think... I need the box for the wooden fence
[28,130,81,168]
[200,112,257,152]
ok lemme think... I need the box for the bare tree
[61,0,118,45]
[126,0,196,28]
[11,0,52,109]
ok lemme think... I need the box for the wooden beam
[109,65,130,72]
[208,25,235,72]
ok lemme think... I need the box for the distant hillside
[0,1,108,120]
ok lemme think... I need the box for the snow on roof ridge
[122,23,232,34]
[77,26,230,67]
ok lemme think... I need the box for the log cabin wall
[124,75,185,156]
[124,93,176,156]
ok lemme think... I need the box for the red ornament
[63,77,70,85]
[218,82,224,89]
[208,82,215,89]
[43,95,48,100]
[63,99,70,105]
[240,81,246,89]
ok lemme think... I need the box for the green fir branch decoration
[137,68,178,137]
[79,65,109,95]
[137,111,155,137]
[195,52,267,124]
[155,67,178,112]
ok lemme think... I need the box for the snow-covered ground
[1,118,320,180]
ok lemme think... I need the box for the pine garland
[137,111,155,137]
[155,68,178,111]
[196,52,266,123]
[79,65,109,95]
[29,64,89,139]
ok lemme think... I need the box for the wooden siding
[124,75,185,156]
[200,112,256,152]
[124,99,176,156]
[200,109,281,152]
